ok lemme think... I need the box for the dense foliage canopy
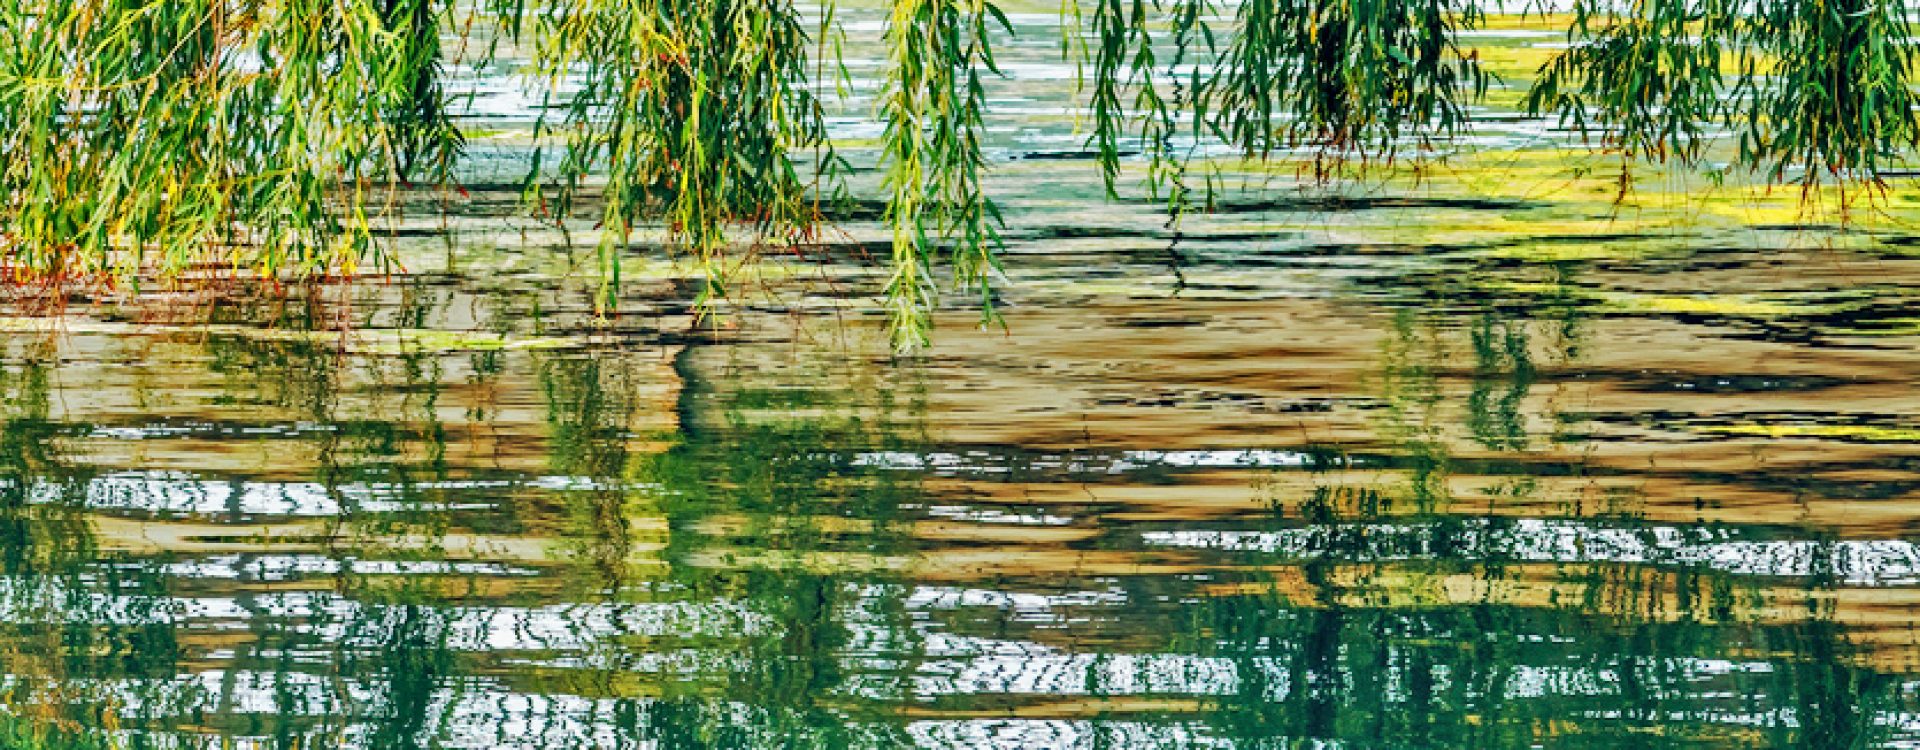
[1,0,1916,349]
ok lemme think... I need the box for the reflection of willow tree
[1191,296,1902,746]
[112,300,934,748]
[539,349,658,589]
[186,283,480,748]
[1466,314,1534,452]
[1558,530,1905,748]
[0,341,222,748]
[1377,309,1452,511]
[1198,448,1548,746]
[0,342,123,749]
[1766,533,1876,749]
[322,337,468,750]
[0,343,94,573]
[1194,309,1544,744]
[1198,456,1528,746]
[534,346,930,748]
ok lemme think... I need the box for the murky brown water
[9,11,1920,749]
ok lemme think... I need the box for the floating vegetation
[1,1,1918,349]
[1698,422,1920,443]
[0,318,584,354]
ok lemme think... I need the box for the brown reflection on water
[5,231,1920,747]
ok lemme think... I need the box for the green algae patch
[1603,294,1810,318]
[1827,318,1920,337]
[1479,239,1671,263]
[0,318,586,355]
[1459,281,1870,321]
[1698,423,1920,443]
[360,328,585,354]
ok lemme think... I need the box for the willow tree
[1,0,1917,352]
[0,0,456,281]
[1526,0,1920,195]
[497,0,838,313]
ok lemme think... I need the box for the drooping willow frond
[880,0,1009,352]
[1073,0,1489,201]
[502,0,838,317]
[3,0,1920,350]
[1529,0,1920,192]
[1208,0,1489,167]
[1744,0,1920,188]
[0,0,460,284]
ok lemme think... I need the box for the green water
[5,225,1920,748]
[8,11,1920,749]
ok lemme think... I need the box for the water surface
[7,12,1920,749]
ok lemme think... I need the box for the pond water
[8,11,1920,750]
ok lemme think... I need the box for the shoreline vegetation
[1,0,1916,350]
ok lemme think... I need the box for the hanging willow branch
[502,0,838,317]
[1528,0,1920,193]
[0,0,457,284]
[1073,0,1489,200]
[880,0,1009,352]
[3,0,1920,349]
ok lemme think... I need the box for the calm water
[9,12,1920,750]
